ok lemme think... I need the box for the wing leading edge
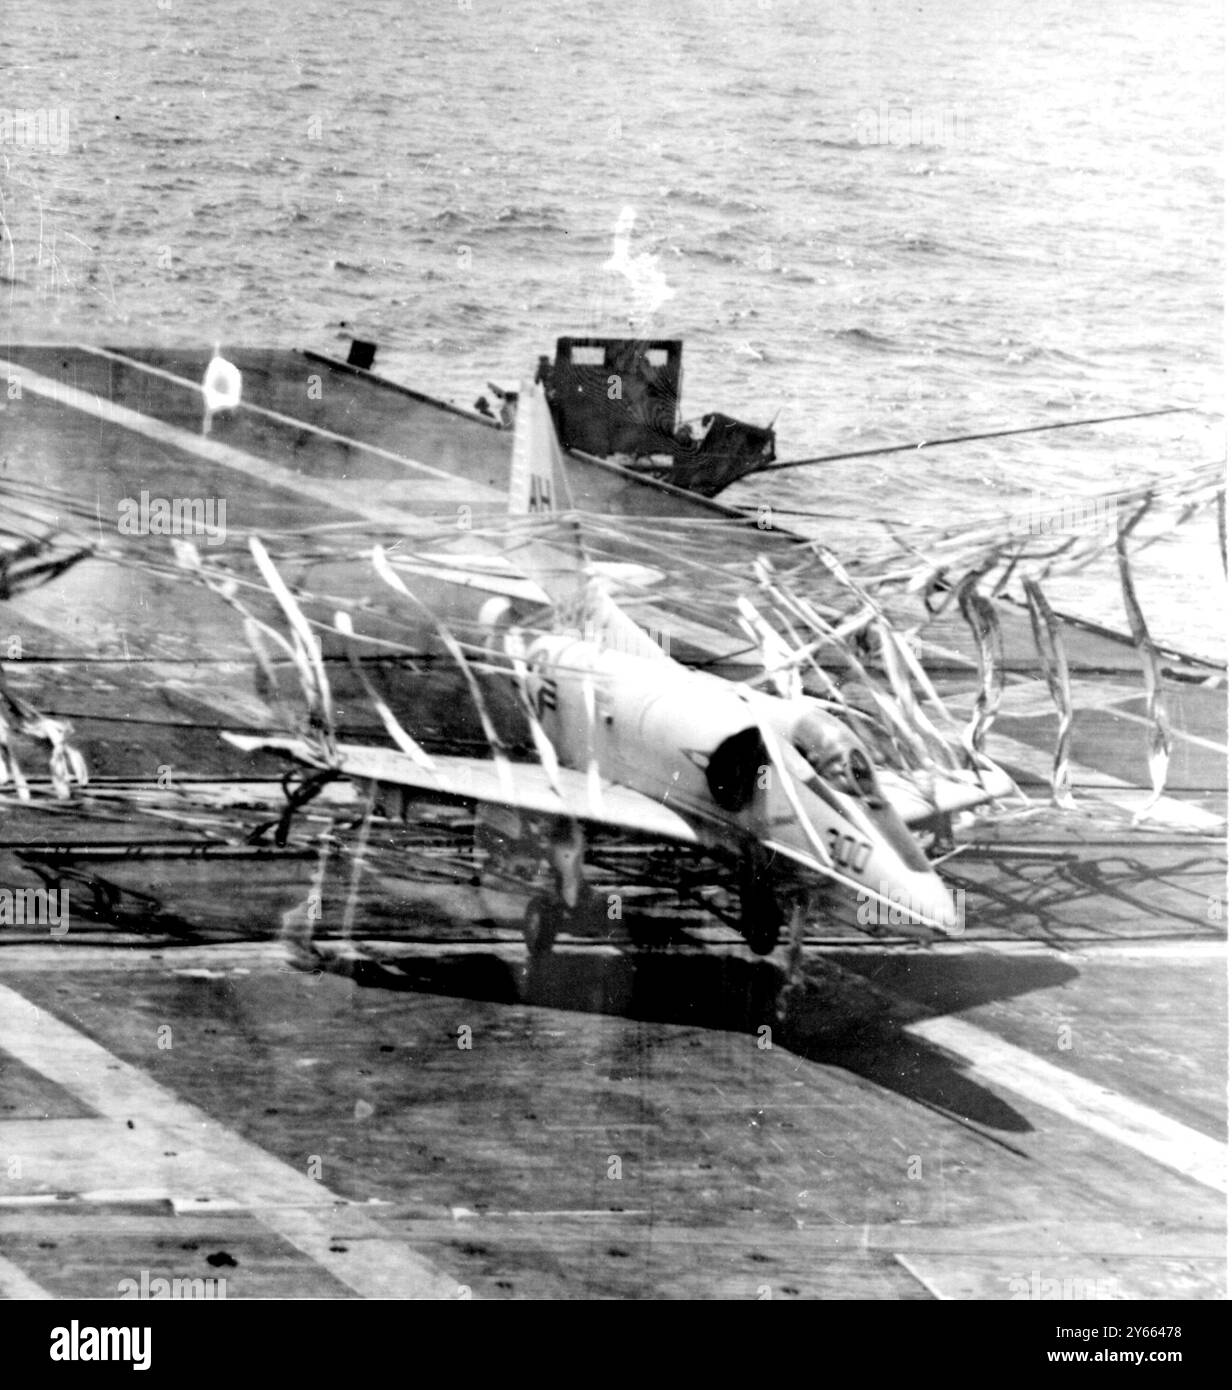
[222,732,702,845]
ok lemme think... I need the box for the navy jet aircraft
[223,384,1013,960]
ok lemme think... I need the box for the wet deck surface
[0,344,1225,1300]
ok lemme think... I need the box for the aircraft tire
[738,855,783,955]
[741,911,781,956]
[523,895,562,958]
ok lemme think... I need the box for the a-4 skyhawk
[223,384,1014,961]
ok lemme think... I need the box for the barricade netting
[851,458,1225,816]
[535,460,1224,818]
[1,478,95,797]
[1,461,1225,818]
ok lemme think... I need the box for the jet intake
[705,726,769,813]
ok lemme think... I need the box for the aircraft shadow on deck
[16,833,1201,1139]
[303,926,1078,1137]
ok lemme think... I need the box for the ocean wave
[481,217,569,236]
[491,203,567,226]
[423,209,474,230]
[658,186,767,215]
[831,327,901,351]
[687,246,746,267]
[899,232,948,254]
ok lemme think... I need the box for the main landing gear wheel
[522,883,599,958]
[741,908,782,956]
[522,895,563,958]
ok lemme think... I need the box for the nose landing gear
[737,846,783,955]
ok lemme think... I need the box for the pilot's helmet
[790,713,848,778]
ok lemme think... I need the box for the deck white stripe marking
[0,357,499,521]
[907,1014,1227,1193]
[77,344,499,491]
[894,1253,951,1300]
[0,984,462,1298]
[927,939,1228,963]
[0,1253,53,1299]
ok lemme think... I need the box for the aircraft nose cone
[891,870,962,936]
[923,875,962,935]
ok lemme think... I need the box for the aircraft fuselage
[517,632,959,933]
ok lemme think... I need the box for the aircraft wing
[222,732,703,846]
[385,557,548,606]
[877,764,1017,826]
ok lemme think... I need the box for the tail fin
[505,381,666,662]
[509,380,575,517]
[503,379,585,610]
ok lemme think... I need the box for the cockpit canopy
[790,713,883,808]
